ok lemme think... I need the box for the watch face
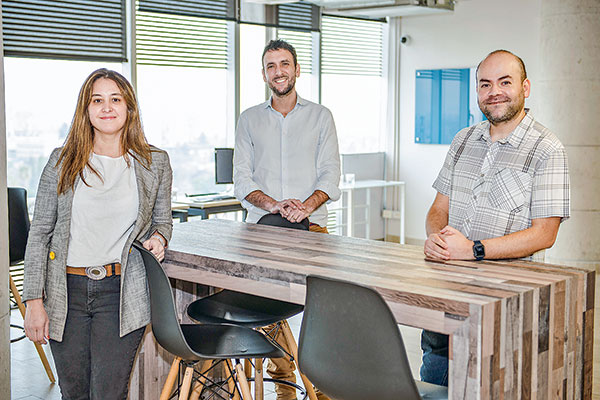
[473,241,485,259]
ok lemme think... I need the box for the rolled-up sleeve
[23,148,61,302]
[234,112,262,203]
[314,109,341,202]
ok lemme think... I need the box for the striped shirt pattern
[433,112,570,241]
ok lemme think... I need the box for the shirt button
[49,251,55,260]
[480,173,485,177]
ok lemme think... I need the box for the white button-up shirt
[234,95,341,226]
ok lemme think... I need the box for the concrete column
[0,9,12,398]
[537,0,600,268]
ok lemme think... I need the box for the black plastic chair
[8,187,30,265]
[185,213,312,399]
[298,275,448,400]
[133,241,284,400]
[7,188,56,383]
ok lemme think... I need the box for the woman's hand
[24,298,50,344]
[143,236,165,261]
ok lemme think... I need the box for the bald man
[421,50,570,385]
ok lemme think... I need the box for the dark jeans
[50,274,145,400]
[420,330,449,387]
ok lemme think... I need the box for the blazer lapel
[131,155,157,240]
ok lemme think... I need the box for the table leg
[346,189,353,237]
[399,184,405,244]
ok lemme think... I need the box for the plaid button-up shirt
[433,112,570,241]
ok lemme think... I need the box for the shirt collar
[264,93,305,111]
[475,109,533,148]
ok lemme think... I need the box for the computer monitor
[214,148,234,184]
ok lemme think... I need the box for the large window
[321,16,386,154]
[5,58,122,198]
[4,2,390,201]
[136,11,233,197]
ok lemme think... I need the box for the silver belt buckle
[85,266,107,280]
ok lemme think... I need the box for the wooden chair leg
[280,320,318,400]
[226,360,241,400]
[9,275,56,384]
[235,363,253,400]
[244,358,252,379]
[254,358,264,400]
[189,359,213,400]
[160,356,181,400]
[179,365,195,400]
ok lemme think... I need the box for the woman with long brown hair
[22,68,172,399]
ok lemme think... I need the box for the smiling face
[476,52,530,125]
[87,78,128,137]
[262,48,300,98]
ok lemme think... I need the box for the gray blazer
[23,147,173,340]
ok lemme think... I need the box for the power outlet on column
[382,209,402,219]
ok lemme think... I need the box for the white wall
[396,0,542,243]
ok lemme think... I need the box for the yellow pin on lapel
[49,251,56,260]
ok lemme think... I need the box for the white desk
[336,179,405,243]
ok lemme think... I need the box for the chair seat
[415,379,448,399]
[187,290,304,328]
[180,323,285,360]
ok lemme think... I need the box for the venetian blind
[2,0,126,61]
[321,15,384,76]
[136,8,229,69]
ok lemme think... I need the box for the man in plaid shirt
[420,50,570,386]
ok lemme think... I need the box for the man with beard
[420,50,570,386]
[234,39,339,400]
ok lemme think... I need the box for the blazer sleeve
[149,150,173,244]
[23,148,61,302]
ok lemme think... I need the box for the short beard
[479,92,525,125]
[269,77,295,97]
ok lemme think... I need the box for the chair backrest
[257,213,309,230]
[298,275,422,400]
[132,241,199,360]
[8,187,31,265]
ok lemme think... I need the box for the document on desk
[190,194,236,203]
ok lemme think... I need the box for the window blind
[137,0,235,21]
[321,15,384,76]
[276,29,313,74]
[277,1,319,32]
[2,0,126,61]
[136,11,229,69]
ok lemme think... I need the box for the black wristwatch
[472,240,485,261]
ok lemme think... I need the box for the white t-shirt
[66,153,139,267]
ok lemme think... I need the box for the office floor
[9,310,423,400]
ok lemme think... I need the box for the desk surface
[164,219,594,399]
[173,198,241,209]
[340,179,405,190]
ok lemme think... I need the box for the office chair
[133,241,284,400]
[185,213,314,400]
[7,187,56,383]
[298,275,448,400]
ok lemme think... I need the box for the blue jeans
[420,330,449,386]
[50,274,145,400]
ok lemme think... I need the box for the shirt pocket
[488,168,532,212]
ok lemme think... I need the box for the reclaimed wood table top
[164,218,594,400]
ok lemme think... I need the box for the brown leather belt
[66,263,121,280]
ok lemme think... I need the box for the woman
[23,68,173,399]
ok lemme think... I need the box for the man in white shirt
[234,39,340,400]
[234,39,341,233]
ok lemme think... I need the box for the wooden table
[138,219,594,399]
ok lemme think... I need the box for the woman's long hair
[56,68,152,195]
